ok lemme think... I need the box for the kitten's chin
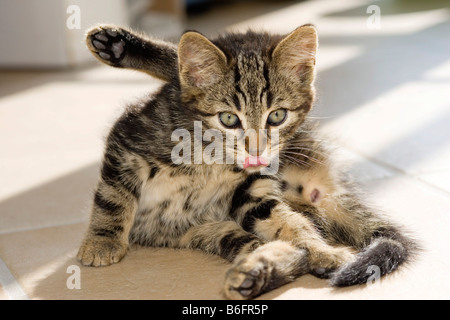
[243,166,268,174]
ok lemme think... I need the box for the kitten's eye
[219,112,241,128]
[267,109,287,126]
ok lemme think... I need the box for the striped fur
[78,25,418,299]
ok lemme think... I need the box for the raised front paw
[77,236,127,267]
[86,26,127,66]
[223,256,271,300]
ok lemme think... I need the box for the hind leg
[223,241,308,300]
[179,221,309,300]
[281,164,418,285]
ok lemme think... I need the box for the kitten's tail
[330,227,419,287]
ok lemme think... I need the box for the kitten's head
[177,25,317,173]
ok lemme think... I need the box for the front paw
[223,241,308,299]
[86,26,127,66]
[223,256,271,300]
[77,236,127,267]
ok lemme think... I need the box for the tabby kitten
[78,24,417,299]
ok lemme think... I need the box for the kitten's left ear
[272,24,318,86]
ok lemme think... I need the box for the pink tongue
[244,156,269,169]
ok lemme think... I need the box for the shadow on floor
[30,245,337,299]
[0,163,99,235]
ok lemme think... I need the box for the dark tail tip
[330,235,419,287]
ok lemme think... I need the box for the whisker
[286,139,328,145]
[283,145,325,152]
[281,153,314,168]
[305,115,337,120]
[282,150,325,165]
[286,135,327,142]
[282,147,328,159]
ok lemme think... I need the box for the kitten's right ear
[272,25,318,86]
[178,31,227,90]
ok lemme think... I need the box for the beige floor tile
[417,171,450,194]
[0,223,230,300]
[0,286,8,300]
[321,82,450,175]
[0,164,96,235]
[0,257,29,300]
[333,147,395,182]
[361,176,450,237]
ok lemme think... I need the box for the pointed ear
[178,31,227,90]
[272,25,318,86]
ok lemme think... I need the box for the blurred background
[2,0,447,67]
[0,0,301,68]
[0,0,450,300]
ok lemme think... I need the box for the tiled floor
[1,0,450,300]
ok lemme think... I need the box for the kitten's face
[178,26,317,173]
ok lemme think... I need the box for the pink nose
[244,156,269,169]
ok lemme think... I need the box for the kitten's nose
[245,131,267,156]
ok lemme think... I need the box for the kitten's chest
[137,166,243,223]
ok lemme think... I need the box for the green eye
[267,109,287,126]
[219,112,240,128]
